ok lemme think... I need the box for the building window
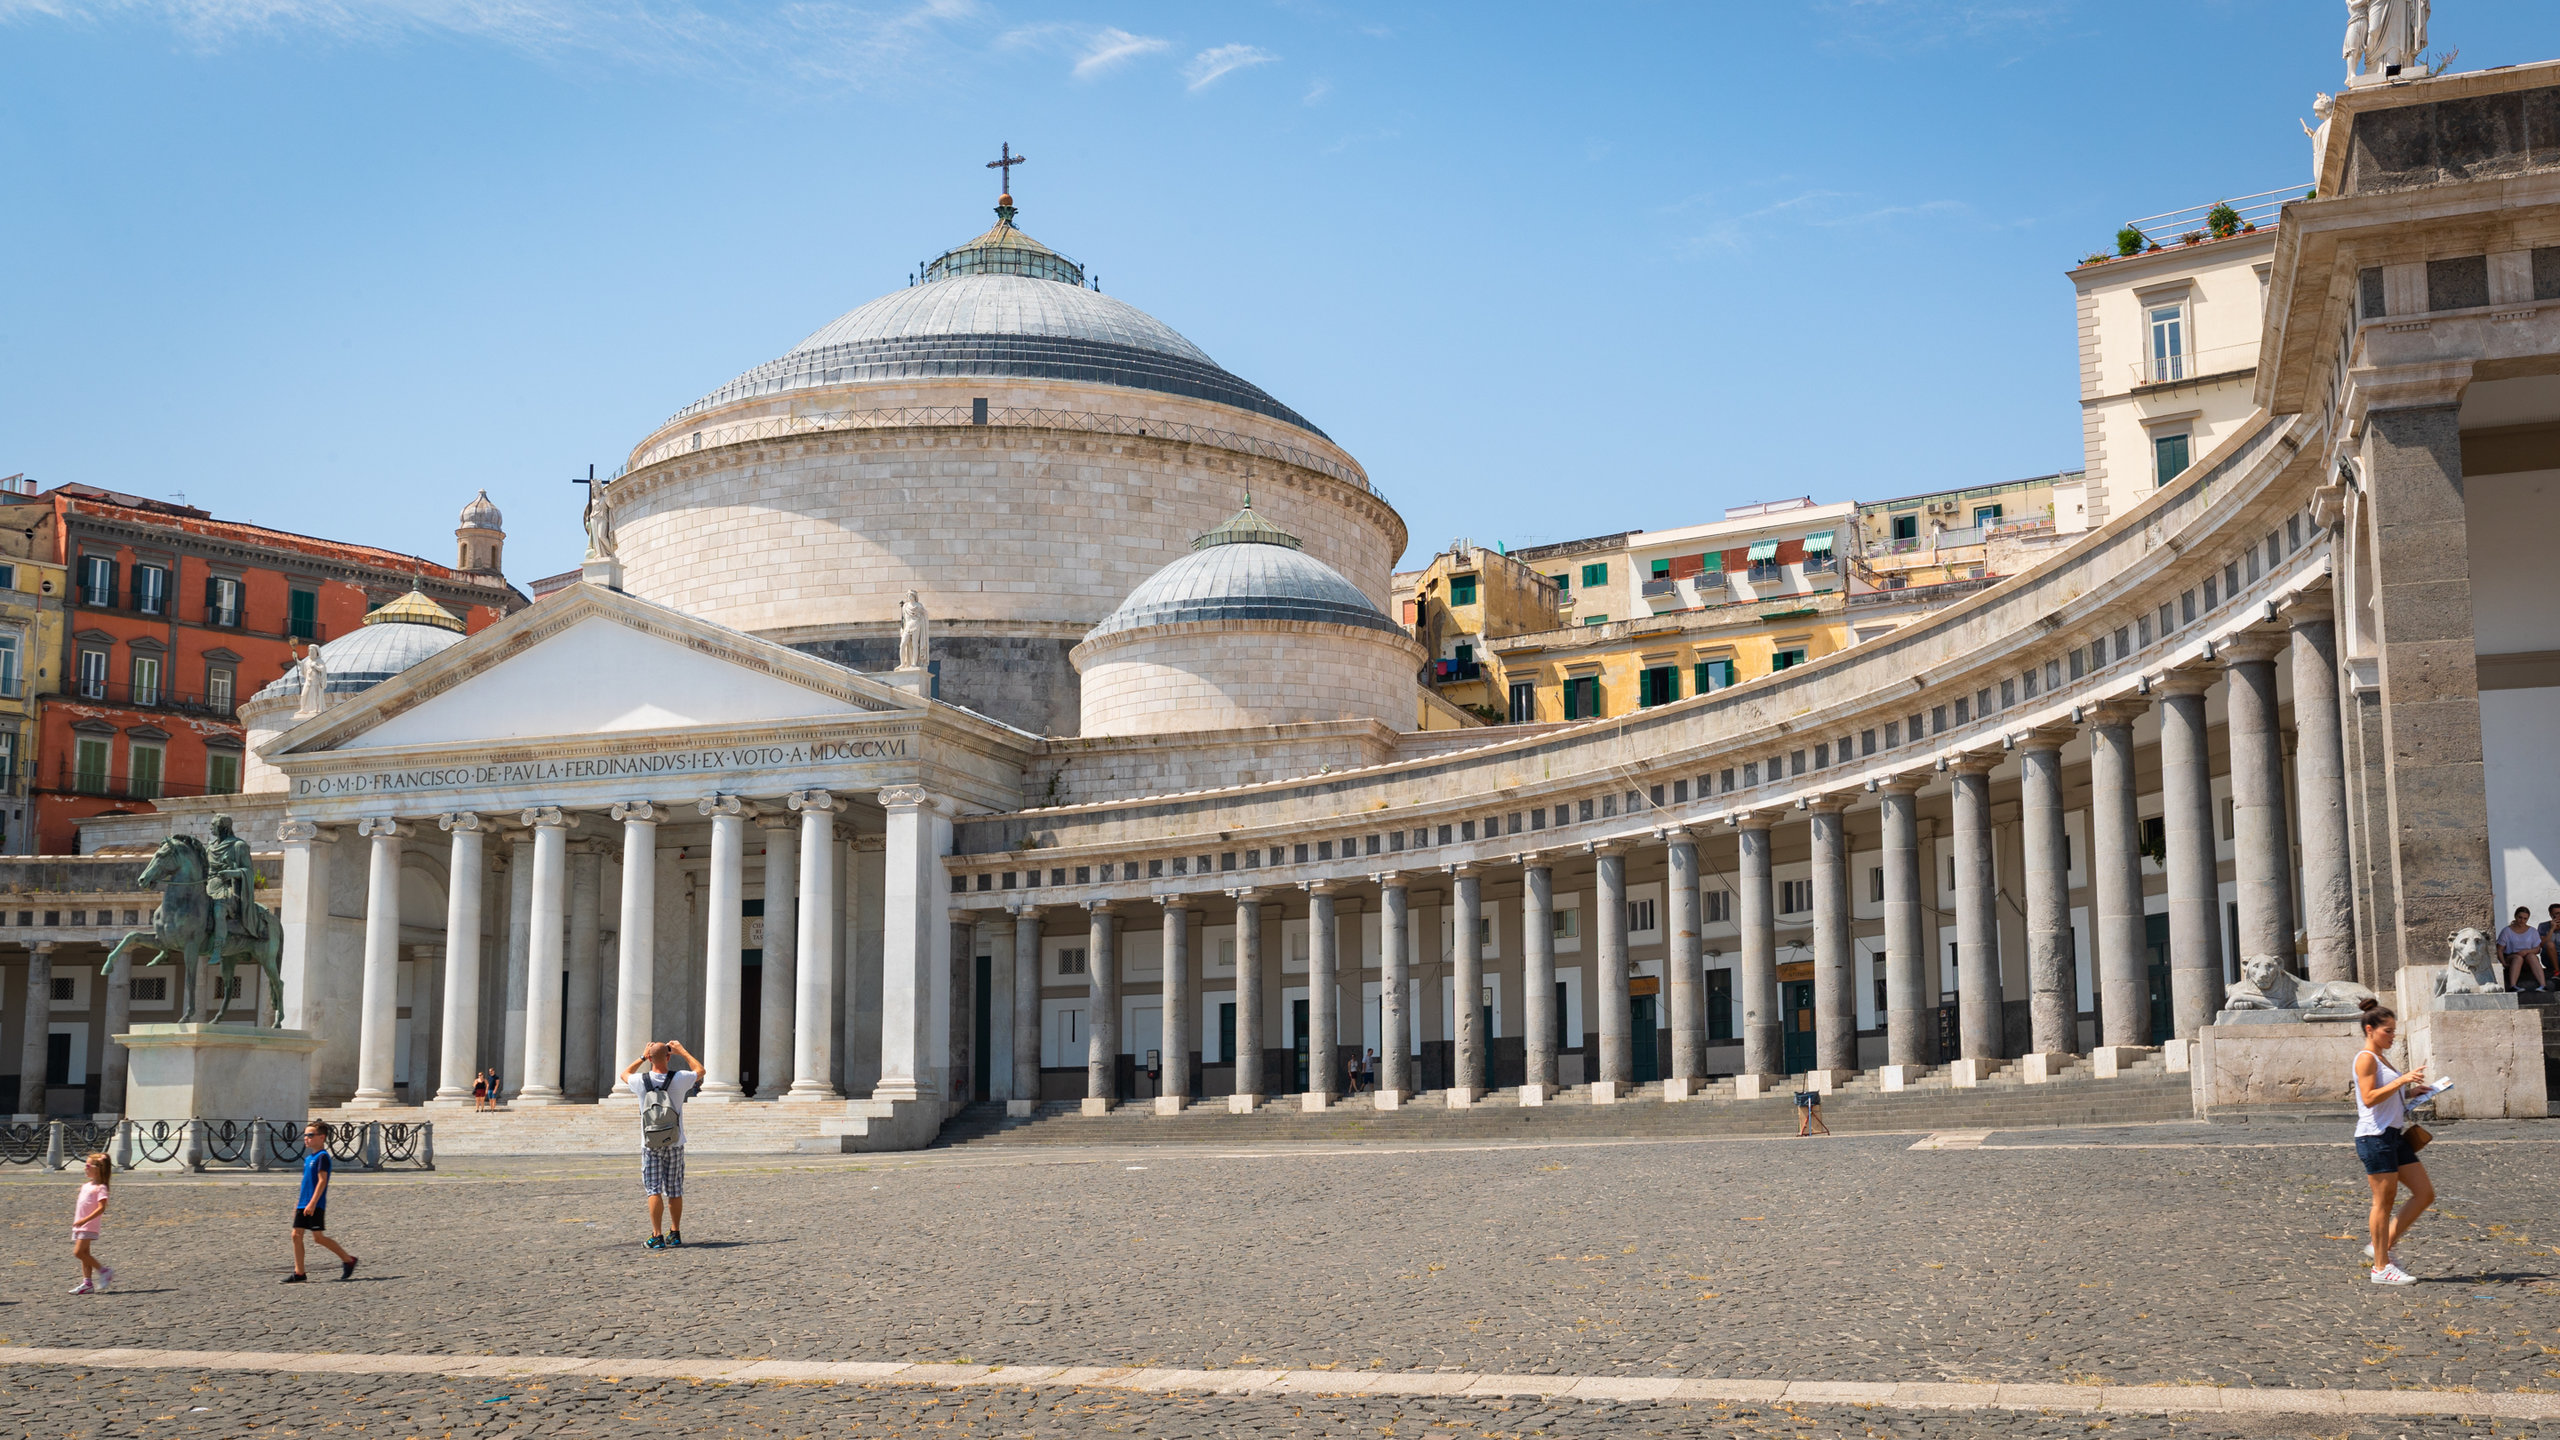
[1580,562,1609,589]
[132,976,167,1003]
[2154,432,2191,486]
[1780,878,1811,915]
[1626,898,1656,935]
[206,751,241,796]
[288,588,319,641]
[1695,658,1736,693]
[0,633,18,699]
[0,732,14,791]
[1771,648,1808,671]
[1058,947,1088,977]
[78,555,116,608]
[0,562,14,590]
[1582,614,1608,626]
[1449,574,1478,606]
[1705,890,1731,924]
[129,744,164,800]
[132,564,169,617]
[74,737,109,794]
[2148,301,2186,382]
[206,666,235,715]
[1637,665,1679,707]
[130,655,161,708]
[1562,675,1602,721]
[1891,513,1918,541]
[1549,572,1571,596]
[1551,907,1581,942]
[76,648,108,700]
[1972,504,2003,528]
[205,575,244,627]
[1507,682,1535,724]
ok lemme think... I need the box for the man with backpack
[618,1039,702,1249]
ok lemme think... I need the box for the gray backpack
[641,1072,681,1150]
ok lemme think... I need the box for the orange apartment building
[32,484,526,852]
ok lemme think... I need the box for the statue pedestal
[882,667,929,698]
[119,1023,319,1126]
[2190,1014,2363,1118]
[580,556,624,591]
[2407,999,2547,1119]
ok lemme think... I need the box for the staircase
[928,1061,2195,1150]
[309,1097,935,1157]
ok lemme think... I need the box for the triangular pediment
[277,583,920,756]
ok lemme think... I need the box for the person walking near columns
[1082,901,1119,1115]
[1735,812,1782,1092]
[1229,888,1266,1113]
[1876,780,1929,1081]
[1376,875,1411,1108]
[2017,726,2080,1073]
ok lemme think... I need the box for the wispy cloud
[1669,187,1989,255]
[1301,76,1328,105]
[1182,41,1272,91]
[1071,24,1165,76]
[995,19,1167,79]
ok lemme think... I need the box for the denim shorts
[2356,1129,2419,1175]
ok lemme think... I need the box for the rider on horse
[204,813,265,954]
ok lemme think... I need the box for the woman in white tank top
[2352,998,2432,1285]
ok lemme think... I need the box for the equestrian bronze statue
[102,814,285,1027]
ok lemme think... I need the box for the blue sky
[2,1,2545,579]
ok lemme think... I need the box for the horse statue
[102,831,285,1027]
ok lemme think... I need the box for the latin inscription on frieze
[293,738,910,798]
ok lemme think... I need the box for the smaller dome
[1085,503,1401,642]
[252,589,467,701]
[458,489,504,530]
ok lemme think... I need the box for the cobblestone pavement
[4,1126,2560,1406]
[3,1366,2553,1440]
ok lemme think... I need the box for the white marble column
[696,795,749,1102]
[605,802,659,1102]
[14,943,53,1119]
[501,827,533,1100]
[1304,883,1338,1109]
[1083,901,1119,1114]
[1736,813,1782,1086]
[515,807,571,1106]
[1518,861,1556,1104]
[276,819,332,1037]
[1008,906,1041,1116]
[347,816,410,1109]
[430,813,486,1106]
[565,839,604,1101]
[755,812,799,1099]
[1878,781,1929,1074]
[2086,701,2151,1057]
[1229,888,1266,1111]
[1949,758,2004,1074]
[1592,845,1631,1102]
[2289,600,2357,984]
[2018,727,2079,1067]
[1447,864,1485,1104]
[1809,799,1857,1080]
[411,943,443,1105]
[875,787,944,1105]
[1377,876,1412,1108]
[785,791,841,1102]
[1661,831,1703,1098]
[2157,676,2226,1038]
[2223,634,2299,970]
[1158,898,1193,1114]
[100,949,131,1117]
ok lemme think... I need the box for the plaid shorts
[642,1144,685,1197]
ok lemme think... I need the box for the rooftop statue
[2344,0,2429,79]
[584,485,617,562]
[293,646,327,719]
[897,589,929,671]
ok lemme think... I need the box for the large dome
[253,590,467,701]
[1087,503,1403,642]
[669,217,1325,437]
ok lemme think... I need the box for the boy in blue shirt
[285,1120,359,1283]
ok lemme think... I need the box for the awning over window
[1803,531,1835,554]
[1746,540,1779,562]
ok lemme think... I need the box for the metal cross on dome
[986,142,1026,197]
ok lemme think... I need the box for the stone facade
[1074,621,1426,738]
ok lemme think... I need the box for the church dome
[458,489,503,529]
[1085,502,1403,643]
[668,211,1325,437]
[252,589,467,701]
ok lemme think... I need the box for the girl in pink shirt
[71,1153,112,1295]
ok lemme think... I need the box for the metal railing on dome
[615,404,1380,501]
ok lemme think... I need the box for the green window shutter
[1562,682,1580,721]
[1551,573,1569,595]
[1650,559,1669,578]
[1582,562,1608,587]
[1669,665,1681,701]
[1694,662,1710,694]
[288,588,319,641]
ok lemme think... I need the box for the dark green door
[1631,994,1660,1082]
[1782,980,1817,1075]
[972,955,992,1102]
[2145,913,2173,1045]
[1293,998,1309,1093]
[1218,1003,1236,1074]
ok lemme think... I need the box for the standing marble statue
[2345,0,2428,79]
[293,646,328,719]
[896,590,928,671]
[2301,92,2335,182]
[583,487,616,561]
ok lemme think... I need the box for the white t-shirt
[631,1067,699,1145]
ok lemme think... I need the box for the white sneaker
[69,1280,93,1295]
[94,1266,113,1293]
[2370,1263,2417,1285]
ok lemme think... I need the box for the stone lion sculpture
[2224,954,2379,1018]
[2434,927,2499,997]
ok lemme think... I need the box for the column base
[1518,1082,1551,1107]
[1153,1095,1189,1115]
[596,1090,639,1109]
[1589,1079,1621,1105]
[2016,1053,2076,1084]
[425,1089,476,1109]
[691,1081,747,1104]
[781,1083,844,1104]
[509,1086,567,1107]
[341,1090,402,1110]
[1444,1085,1482,1109]
[2089,1045,2156,1078]
[1732,1073,1784,1099]
[1300,1091,1332,1113]
[1877,1064,1929,1091]
[1803,1068,1856,1095]
[1948,1057,2007,1088]
[1079,1097,1115,1116]
[1005,1099,1039,1118]
[2160,1038,2195,1073]
[1659,1077,1696,1102]
[1374,1089,1405,1111]
[1228,1093,1262,1114]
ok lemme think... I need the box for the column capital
[1441,861,1482,878]
[1083,897,1121,915]
[878,785,942,814]
[1867,772,1926,797]
[438,811,489,834]
[2277,585,2336,628]
[1799,792,1852,814]
[853,833,887,852]
[753,811,795,833]
[1301,878,1345,895]
[698,794,751,820]
[1650,824,1697,846]
[609,801,664,825]
[1514,849,1554,869]
[1156,893,1196,913]
[786,788,839,814]
[28,940,58,956]
[520,806,571,830]
[1007,899,1045,919]
[1728,809,1774,832]
[1942,752,2000,778]
[1581,838,1634,857]
[1368,870,1410,889]
[2150,668,2216,699]
[1225,885,1272,903]
[2080,697,2149,730]
[2218,630,2289,665]
[355,817,412,839]
[279,818,328,845]
[2012,722,2081,753]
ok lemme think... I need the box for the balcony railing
[1433,659,1484,682]
[40,761,241,801]
[63,680,241,720]
[1847,575,2006,608]
[2127,340,2261,388]
[69,594,328,645]
[1640,577,1681,599]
